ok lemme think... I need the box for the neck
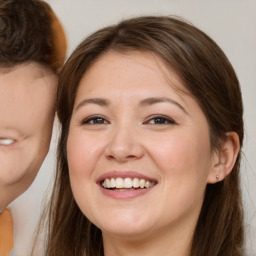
[103,224,193,256]
[0,188,13,211]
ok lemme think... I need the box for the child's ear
[207,132,240,184]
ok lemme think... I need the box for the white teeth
[116,178,123,188]
[110,178,115,188]
[133,178,140,188]
[124,178,133,188]
[139,179,145,188]
[145,180,150,188]
[0,138,15,145]
[106,178,111,188]
[101,177,156,189]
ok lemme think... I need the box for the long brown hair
[43,16,244,256]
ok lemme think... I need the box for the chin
[94,214,155,239]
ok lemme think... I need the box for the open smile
[97,171,158,199]
[101,177,156,190]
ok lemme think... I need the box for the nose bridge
[106,118,143,162]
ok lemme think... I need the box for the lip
[96,170,157,200]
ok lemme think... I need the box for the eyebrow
[76,98,110,110]
[139,97,188,114]
[75,97,188,115]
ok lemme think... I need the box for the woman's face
[67,51,217,241]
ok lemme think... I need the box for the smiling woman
[41,16,244,256]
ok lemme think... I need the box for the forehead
[0,63,57,133]
[77,51,189,99]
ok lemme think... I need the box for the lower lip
[98,184,155,199]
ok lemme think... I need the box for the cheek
[0,149,34,185]
[148,130,212,188]
[67,131,102,180]
[28,105,55,149]
[67,131,104,218]
[145,131,212,223]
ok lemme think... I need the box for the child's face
[0,63,57,210]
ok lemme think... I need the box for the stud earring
[216,175,219,180]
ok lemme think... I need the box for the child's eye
[82,116,109,125]
[145,116,176,125]
[0,138,16,145]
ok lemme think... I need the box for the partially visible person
[0,0,67,254]
[40,16,244,256]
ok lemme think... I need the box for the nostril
[127,155,137,159]
[106,153,137,162]
[106,152,143,163]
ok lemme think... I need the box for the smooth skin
[67,51,240,256]
[0,62,57,210]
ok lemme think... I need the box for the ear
[207,132,240,184]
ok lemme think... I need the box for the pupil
[95,118,104,124]
[155,118,165,124]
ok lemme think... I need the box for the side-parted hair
[43,16,244,256]
[0,0,66,72]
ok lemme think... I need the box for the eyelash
[144,115,176,125]
[81,116,109,125]
[81,115,176,126]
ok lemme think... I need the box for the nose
[105,124,144,163]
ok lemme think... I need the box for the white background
[9,1,256,255]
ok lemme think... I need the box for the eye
[81,116,109,125]
[0,138,16,146]
[144,115,176,125]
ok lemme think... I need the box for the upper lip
[96,170,158,184]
